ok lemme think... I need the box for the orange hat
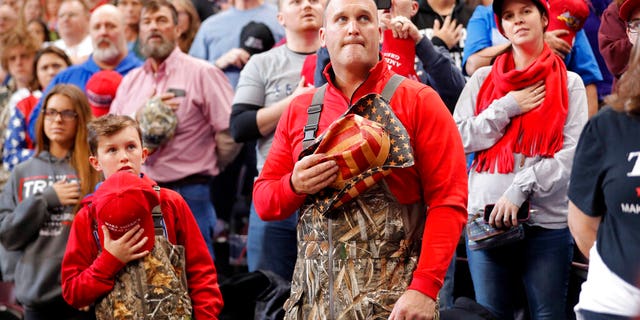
[93,171,159,253]
[300,93,414,214]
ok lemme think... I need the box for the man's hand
[290,154,339,194]
[102,225,150,264]
[488,196,519,229]
[389,290,437,320]
[544,29,571,59]
[387,16,423,44]
[215,48,251,69]
[510,81,545,113]
[290,76,315,98]
[432,16,463,49]
[157,92,180,111]
[51,178,80,206]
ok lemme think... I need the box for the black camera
[375,0,391,9]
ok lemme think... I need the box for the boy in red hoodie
[60,114,223,319]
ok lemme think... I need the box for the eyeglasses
[44,109,78,121]
[628,20,640,33]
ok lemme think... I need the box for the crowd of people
[0,0,637,319]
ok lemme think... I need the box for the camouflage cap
[137,97,178,153]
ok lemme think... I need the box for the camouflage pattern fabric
[284,182,439,320]
[137,97,178,154]
[95,236,192,320]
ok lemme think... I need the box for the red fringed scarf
[474,44,568,173]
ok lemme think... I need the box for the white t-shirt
[53,35,93,61]
[575,244,640,318]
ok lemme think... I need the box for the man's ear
[320,27,326,47]
[277,11,285,27]
[411,0,419,17]
[89,156,102,172]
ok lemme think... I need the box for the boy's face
[89,126,148,178]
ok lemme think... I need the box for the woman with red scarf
[453,0,588,318]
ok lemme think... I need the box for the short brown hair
[142,0,178,25]
[87,114,143,156]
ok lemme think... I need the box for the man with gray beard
[27,4,142,141]
[110,0,240,261]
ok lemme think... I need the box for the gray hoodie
[0,150,78,308]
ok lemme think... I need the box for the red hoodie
[61,174,223,319]
[253,60,468,300]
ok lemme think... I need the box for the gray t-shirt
[233,45,309,172]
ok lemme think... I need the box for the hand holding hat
[547,0,590,45]
[94,171,160,263]
[300,93,414,214]
[137,97,178,154]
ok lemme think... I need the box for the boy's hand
[52,178,81,206]
[102,225,150,264]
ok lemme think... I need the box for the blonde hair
[1,29,39,90]
[170,0,200,52]
[35,84,100,212]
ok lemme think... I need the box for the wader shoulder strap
[381,74,404,102]
[301,74,405,149]
[302,84,327,149]
[152,186,167,237]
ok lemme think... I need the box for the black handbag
[466,212,525,251]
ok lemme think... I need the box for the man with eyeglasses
[599,0,640,92]
[53,0,93,65]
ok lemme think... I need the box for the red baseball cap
[620,0,640,22]
[547,0,590,45]
[85,70,123,117]
[94,171,159,253]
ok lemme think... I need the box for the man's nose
[347,20,360,34]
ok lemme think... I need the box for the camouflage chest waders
[284,75,438,319]
[93,186,192,320]
[284,182,428,320]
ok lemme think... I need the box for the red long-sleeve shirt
[253,60,468,300]
[61,175,223,319]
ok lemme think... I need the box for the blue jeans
[439,252,456,310]
[246,203,298,282]
[466,226,573,320]
[168,182,217,260]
